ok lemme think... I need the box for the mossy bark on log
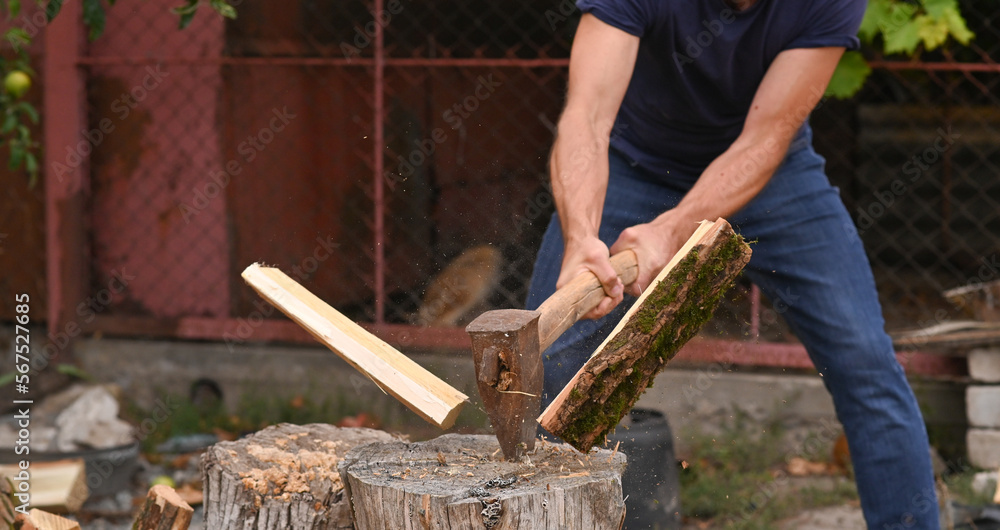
[132,484,193,530]
[201,423,397,529]
[540,218,752,452]
[339,434,628,529]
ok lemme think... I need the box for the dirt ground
[774,504,866,529]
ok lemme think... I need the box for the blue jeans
[527,140,939,529]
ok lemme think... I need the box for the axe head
[466,309,543,461]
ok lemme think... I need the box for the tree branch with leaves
[826,0,975,98]
[1,0,236,185]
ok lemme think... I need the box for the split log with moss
[339,433,627,529]
[539,218,752,452]
[201,423,397,529]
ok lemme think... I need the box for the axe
[466,251,638,460]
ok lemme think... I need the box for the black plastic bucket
[0,441,139,497]
[606,408,682,529]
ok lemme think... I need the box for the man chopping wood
[526,0,940,527]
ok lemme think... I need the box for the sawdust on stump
[201,423,397,529]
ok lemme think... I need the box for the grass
[124,388,373,454]
[679,412,859,529]
[943,465,995,507]
[123,381,494,456]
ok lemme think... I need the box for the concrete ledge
[71,337,966,456]
[73,337,486,434]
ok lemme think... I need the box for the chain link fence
[13,0,996,350]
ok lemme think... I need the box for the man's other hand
[610,212,696,297]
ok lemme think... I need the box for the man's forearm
[665,49,840,230]
[550,109,614,246]
[667,130,791,228]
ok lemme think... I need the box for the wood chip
[608,441,620,464]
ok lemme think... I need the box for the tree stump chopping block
[338,434,628,529]
[201,423,398,529]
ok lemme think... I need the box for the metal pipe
[76,56,571,68]
[76,57,1000,72]
[867,59,1000,73]
[373,0,386,324]
[44,0,87,361]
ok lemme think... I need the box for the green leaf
[82,0,107,40]
[177,10,195,29]
[171,0,198,15]
[825,51,872,99]
[883,16,922,54]
[878,1,918,36]
[16,102,38,124]
[24,151,37,178]
[8,0,20,17]
[858,0,894,43]
[4,28,31,49]
[941,6,974,45]
[209,0,236,19]
[8,144,24,170]
[55,363,92,380]
[171,0,199,29]
[1,113,17,134]
[44,0,64,21]
[921,0,957,19]
[916,14,949,50]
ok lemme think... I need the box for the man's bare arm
[611,46,845,295]
[551,13,640,318]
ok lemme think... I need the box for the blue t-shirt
[576,0,866,182]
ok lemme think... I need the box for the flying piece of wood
[242,264,468,429]
[539,218,751,452]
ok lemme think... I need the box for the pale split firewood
[539,218,752,452]
[14,508,81,530]
[943,279,1000,322]
[241,263,468,428]
[338,434,628,530]
[0,459,88,514]
[201,423,398,530]
[131,484,193,530]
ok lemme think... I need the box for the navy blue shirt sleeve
[784,0,867,51]
[576,0,655,37]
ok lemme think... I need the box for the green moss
[558,231,749,452]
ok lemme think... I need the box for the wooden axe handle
[536,250,639,352]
